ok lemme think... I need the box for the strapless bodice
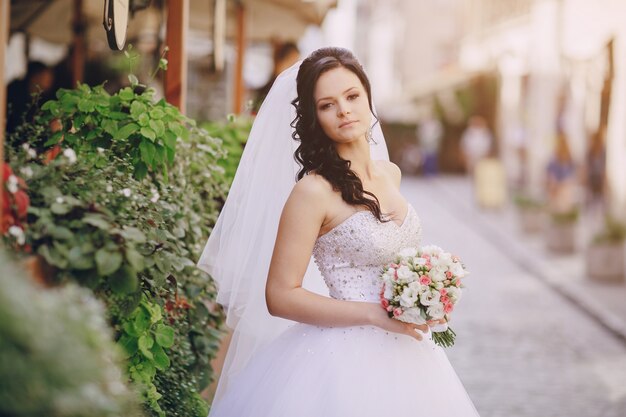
[312,204,422,302]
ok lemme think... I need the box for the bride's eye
[347,93,359,100]
[319,103,332,110]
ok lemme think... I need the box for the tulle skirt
[208,320,480,417]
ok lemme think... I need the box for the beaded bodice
[312,204,421,302]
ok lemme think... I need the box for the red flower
[2,163,12,181]
[13,190,30,218]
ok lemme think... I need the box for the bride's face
[313,66,372,145]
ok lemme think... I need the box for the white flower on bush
[56,197,64,204]
[427,303,445,320]
[120,188,131,197]
[22,143,37,159]
[19,166,33,179]
[398,307,427,325]
[97,147,105,154]
[150,189,160,203]
[419,289,441,306]
[105,184,113,193]
[396,265,416,283]
[63,148,77,164]
[6,175,19,193]
[8,225,25,245]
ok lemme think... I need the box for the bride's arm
[265,176,427,340]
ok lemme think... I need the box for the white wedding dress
[208,203,480,417]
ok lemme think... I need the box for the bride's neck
[335,139,376,182]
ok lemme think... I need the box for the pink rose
[440,295,450,304]
[387,305,394,312]
[455,280,462,287]
[444,302,454,314]
[393,308,403,318]
[445,271,452,279]
[420,276,431,285]
[381,298,390,309]
[440,288,448,296]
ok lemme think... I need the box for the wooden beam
[164,0,189,114]
[72,0,85,85]
[233,2,245,114]
[0,0,9,233]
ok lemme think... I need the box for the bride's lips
[339,120,357,128]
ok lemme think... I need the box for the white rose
[413,257,427,266]
[450,261,466,278]
[434,281,444,290]
[419,289,441,306]
[421,245,443,256]
[427,304,445,320]
[397,307,427,325]
[430,266,447,282]
[407,280,422,293]
[396,265,416,283]
[446,286,462,302]
[399,286,418,307]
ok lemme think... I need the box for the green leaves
[155,324,174,348]
[95,248,123,276]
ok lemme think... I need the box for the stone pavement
[401,176,626,417]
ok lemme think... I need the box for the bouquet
[379,245,468,347]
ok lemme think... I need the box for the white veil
[198,59,389,401]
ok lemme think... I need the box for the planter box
[545,222,576,254]
[518,208,544,234]
[586,242,625,283]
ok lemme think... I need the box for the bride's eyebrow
[316,87,358,104]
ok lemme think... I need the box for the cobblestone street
[402,177,626,417]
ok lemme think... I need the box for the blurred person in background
[460,115,492,174]
[252,41,301,113]
[417,113,443,177]
[6,61,56,133]
[585,129,606,211]
[546,132,579,214]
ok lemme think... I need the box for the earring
[366,127,377,144]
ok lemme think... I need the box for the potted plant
[513,193,545,234]
[545,207,579,254]
[586,216,626,282]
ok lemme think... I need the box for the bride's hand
[427,318,447,327]
[365,304,429,341]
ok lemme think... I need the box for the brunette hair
[291,47,385,221]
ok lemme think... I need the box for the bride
[199,47,480,416]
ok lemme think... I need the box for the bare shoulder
[375,160,402,187]
[292,172,334,200]
[284,173,333,220]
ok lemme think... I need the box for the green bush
[0,250,141,417]
[4,78,229,416]
[201,115,253,186]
